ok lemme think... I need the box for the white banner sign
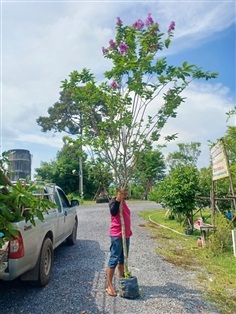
[211,142,229,181]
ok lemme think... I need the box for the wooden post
[232,230,236,257]
[211,181,215,227]
[221,139,236,212]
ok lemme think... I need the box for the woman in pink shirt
[106,187,132,297]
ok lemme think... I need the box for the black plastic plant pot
[119,276,140,299]
[184,229,193,235]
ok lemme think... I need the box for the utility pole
[79,113,84,200]
[79,156,83,200]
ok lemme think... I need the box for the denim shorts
[108,236,130,268]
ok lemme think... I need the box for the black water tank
[8,149,32,181]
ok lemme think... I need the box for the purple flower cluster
[133,19,145,30]
[102,39,128,56]
[168,21,175,34]
[110,81,118,89]
[109,39,116,49]
[119,42,128,55]
[149,43,158,52]
[117,17,122,26]
[145,13,154,26]
[102,47,109,55]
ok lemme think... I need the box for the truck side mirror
[71,199,79,207]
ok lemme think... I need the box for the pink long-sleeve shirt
[109,199,132,238]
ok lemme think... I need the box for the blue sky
[0,0,235,176]
[167,23,235,93]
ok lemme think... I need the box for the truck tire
[37,238,53,287]
[66,220,78,245]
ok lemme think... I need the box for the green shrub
[151,164,199,218]
[207,213,233,254]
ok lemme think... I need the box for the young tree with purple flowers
[38,13,217,187]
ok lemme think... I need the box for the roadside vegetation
[139,208,236,314]
[0,157,54,248]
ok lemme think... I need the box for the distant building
[8,149,32,181]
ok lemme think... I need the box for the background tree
[35,136,97,198]
[37,14,217,190]
[150,142,201,225]
[197,166,212,208]
[34,160,58,183]
[221,127,236,213]
[36,79,107,136]
[166,142,201,168]
[222,126,236,167]
[87,157,113,201]
[36,80,108,198]
[219,111,236,195]
[152,164,199,227]
[133,148,165,199]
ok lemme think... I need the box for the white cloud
[151,1,235,56]
[158,1,234,34]
[160,81,234,168]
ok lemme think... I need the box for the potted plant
[184,226,193,235]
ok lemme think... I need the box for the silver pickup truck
[0,183,79,287]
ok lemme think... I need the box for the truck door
[55,188,74,239]
[53,190,67,244]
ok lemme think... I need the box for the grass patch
[80,200,95,205]
[139,209,236,314]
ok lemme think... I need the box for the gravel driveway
[0,201,220,314]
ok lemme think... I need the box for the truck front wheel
[37,238,53,287]
[66,219,78,245]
